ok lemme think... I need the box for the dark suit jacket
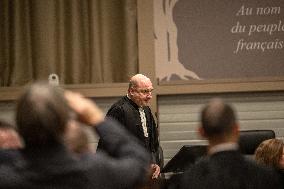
[0,149,22,165]
[0,119,150,189]
[98,96,159,163]
[180,150,282,189]
[277,169,284,189]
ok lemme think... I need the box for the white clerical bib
[138,107,148,137]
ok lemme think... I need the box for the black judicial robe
[98,96,160,163]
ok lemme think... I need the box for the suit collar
[209,142,239,155]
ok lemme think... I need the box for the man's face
[130,79,153,107]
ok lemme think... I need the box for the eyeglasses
[134,88,154,94]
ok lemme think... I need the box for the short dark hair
[16,82,71,148]
[201,98,236,137]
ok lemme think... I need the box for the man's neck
[208,142,239,155]
[126,94,143,108]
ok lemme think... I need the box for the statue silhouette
[154,0,201,81]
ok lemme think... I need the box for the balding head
[128,74,151,90]
[200,98,237,140]
[128,74,153,107]
[16,82,71,148]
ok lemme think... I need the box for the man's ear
[198,126,206,138]
[233,123,240,136]
[128,88,134,96]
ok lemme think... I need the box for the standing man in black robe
[98,74,160,180]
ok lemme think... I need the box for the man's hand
[151,164,160,179]
[64,91,104,126]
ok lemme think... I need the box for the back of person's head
[0,120,22,149]
[16,82,71,148]
[200,98,237,139]
[255,138,284,169]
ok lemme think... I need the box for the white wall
[158,92,284,165]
